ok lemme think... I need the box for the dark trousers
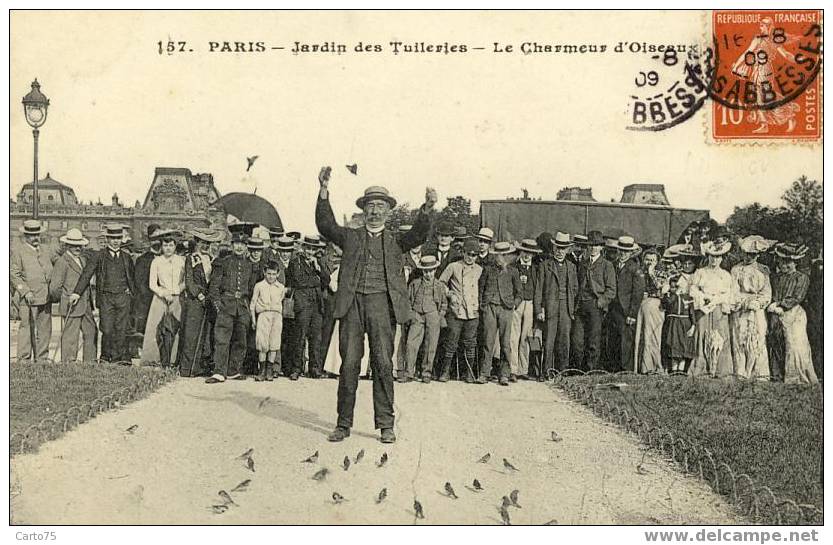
[99,292,131,362]
[336,293,396,430]
[571,297,604,370]
[177,298,211,377]
[542,302,571,372]
[607,304,635,372]
[213,297,250,377]
[480,303,513,378]
[441,314,479,380]
[320,294,336,368]
[292,289,323,376]
[281,318,296,376]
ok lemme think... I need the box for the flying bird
[503,458,519,471]
[301,450,319,464]
[231,479,251,493]
[346,164,358,175]
[218,490,236,506]
[210,504,229,514]
[551,431,563,443]
[472,479,483,491]
[125,424,139,434]
[236,448,253,460]
[246,156,259,172]
[258,396,271,410]
[312,468,329,481]
[501,496,512,509]
[355,449,365,464]
[377,452,388,467]
[332,492,346,504]
[444,482,458,499]
[376,488,387,504]
[246,456,256,472]
[509,489,521,508]
[414,499,425,519]
[499,505,511,525]
[477,453,491,464]
[343,456,351,471]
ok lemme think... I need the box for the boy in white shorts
[250,260,286,381]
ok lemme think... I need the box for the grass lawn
[560,374,823,522]
[10,361,174,452]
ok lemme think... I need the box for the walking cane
[27,304,37,363]
[188,310,207,378]
[54,297,78,363]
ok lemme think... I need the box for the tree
[438,195,480,238]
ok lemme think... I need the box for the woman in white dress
[634,249,667,373]
[730,236,773,379]
[141,230,185,365]
[688,240,734,378]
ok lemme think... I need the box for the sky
[9,11,822,235]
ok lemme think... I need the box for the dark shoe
[438,375,449,383]
[475,377,488,384]
[537,375,546,382]
[499,377,510,386]
[327,427,351,442]
[290,373,299,381]
[380,428,396,444]
[397,376,413,383]
[509,374,518,383]
[465,376,475,384]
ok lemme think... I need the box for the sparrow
[355,449,365,464]
[343,456,351,471]
[210,504,229,514]
[236,448,253,460]
[258,396,271,410]
[376,488,387,504]
[477,453,491,464]
[125,424,139,434]
[377,452,388,467]
[332,492,346,504]
[636,464,650,476]
[218,490,236,506]
[246,156,259,172]
[501,496,512,509]
[301,450,319,464]
[231,479,251,493]
[444,482,458,499]
[503,458,519,471]
[346,164,358,175]
[551,431,563,442]
[414,499,425,519]
[472,479,483,491]
[499,505,511,525]
[509,489,521,508]
[312,468,329,481]
[543,519,559,525]
[246,456,256,472]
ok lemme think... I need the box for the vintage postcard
[7,9,823,537]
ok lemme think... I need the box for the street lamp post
[22,79,50,219]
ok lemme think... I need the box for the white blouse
[689,265,732,313]
[149,254,186,298]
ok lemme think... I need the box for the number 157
[158,41,187,55]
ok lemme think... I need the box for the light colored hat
[268,226,285,238]
[151,228,182,240]
[667,243,699,258]
[247,236,266,250]
[702,240,732,256]
[416,255,441,270]
[18,219,45,235]
[356,186,396,209]
[275,236,295,251]
[302,234,326,248]
[489,241,516,255]
[59,228,89,246]
[553,232,573,248]
[475,227,495,242]
[190,227,222,243]
[103,224,125,238]
[398,224,412,233]
[612,235,640,252]
[740,235,775,254]
[517,239,542,254]
[572,234,589,245]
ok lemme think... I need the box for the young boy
[402,255,448,383]
[250,260,287,381]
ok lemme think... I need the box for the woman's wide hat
[356,186,397,209]
[702,240,732,256]
[740,235,775,254]
[773,242,808,261]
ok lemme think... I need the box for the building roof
[623,183,667,191]
[20,173,74,191]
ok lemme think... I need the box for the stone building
[620,183,670,205]
[556,187,596,201]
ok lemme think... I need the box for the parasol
[214,192,283,229]
[156,303,181,365]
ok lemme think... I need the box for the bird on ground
[231,479,251,493]
[343,456,351,471]
[444,482,458,499]
[236,448,253,460]
[355,449,364,464]
[503,458,519,471]
[258,397,270,410]
[377,452,388,467]
[509,489,521,508]
[551,431,563,442]
[543,519,559,525]
[472,479,483,491]
[332,492,346,504]
[246,156,259,172]
[499,505,511,525]
[246,456,256,472]
[125,424,139,434]
[218,490,236,506]
[376,488,387,504]
[636,463,650,476]
[346,164,358,175]
[477,453,491,463]
[312,468,329,481]
[301,450,319,464]
[414,499,425,519]
[210,504,229,514]
[501,496,512,509]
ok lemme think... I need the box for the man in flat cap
[316,166,436,443]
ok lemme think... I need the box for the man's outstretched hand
[424,187,438,210]
[319,166,332,188]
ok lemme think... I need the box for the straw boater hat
[60,228,89,246]
[286,231,302,241]
[268,226,285,239]
[275,236,295,251]
[612,235,641,253]
[475,227,495,242]
[572,234,589,246]
[489,241,516,255]
[398,224,412,234]
[701,240,732,256]
[247,236,266,250]
[517,239,542,254]
[416,255,441,270]
[740,235,775,254]
[356,186,397,209]
[553,232,573,248]
[18,219,45,235]
[773,242,808,261]
[103,224,125,238]
[302,234,326,248]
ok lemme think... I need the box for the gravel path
[11,376,741,524]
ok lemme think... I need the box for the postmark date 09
[15,531,57,541]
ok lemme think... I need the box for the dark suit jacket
[533,258,578,319]
[133,251,157,316]
[479,263,522,310]
[315,196,431,323]
[74,248,136,304]
[613,257,645,320]
[184,253,211,301]
[577,256,617,310]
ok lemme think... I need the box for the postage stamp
[706,10,822,142]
